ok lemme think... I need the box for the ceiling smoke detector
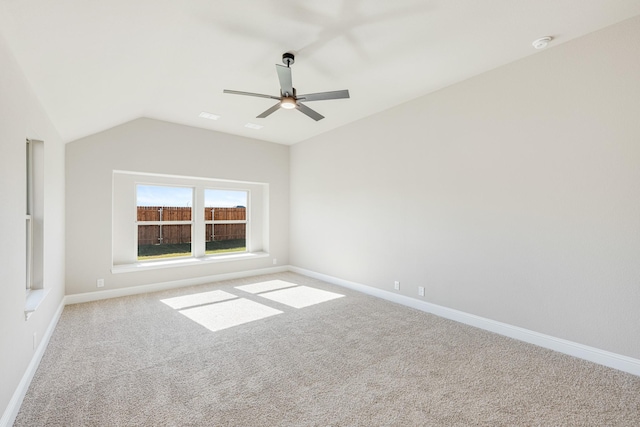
[532,36,553,49]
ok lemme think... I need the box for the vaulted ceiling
[1,0,639,145]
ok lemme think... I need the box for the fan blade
[276,64,293,96]
[296,102,324,121]
[298,90,350,102]
[223,89,280,100]
[257,103,282,119]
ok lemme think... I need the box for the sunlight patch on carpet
[179,298,283,332]
[235,280,297,294]
[257,286,344,309]
[160,290,237,310]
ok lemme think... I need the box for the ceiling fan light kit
[280,96,297,109]
[223,52,350,121]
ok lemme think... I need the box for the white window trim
[112,171,268,272]
[111,251,269,274]
[26,140,33,291]
[25,139,47,320]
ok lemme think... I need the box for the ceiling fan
[223,53,350,121]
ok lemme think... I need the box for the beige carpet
[15,272,640,426]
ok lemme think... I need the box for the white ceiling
[1,1,640,145]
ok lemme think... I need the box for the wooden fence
[137,206,246,245]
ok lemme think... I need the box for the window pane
[204,189,247,210]
[137,185,192,207]
[26,217,32,290]
[205,189,247,255]
[206,224,246,254]
[138,225,192,260]
[137,185,192,260]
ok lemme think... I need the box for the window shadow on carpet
[160,280,344,332]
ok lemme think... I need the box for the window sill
[111,251,269,274]
[25,288,50,321]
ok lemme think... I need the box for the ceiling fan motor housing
[282,52,295,67]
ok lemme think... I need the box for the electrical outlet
[97,279,104,288]
[273,258,277,265]
[394,281,400,290]
[418,286,425,297]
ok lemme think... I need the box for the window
[25,139,43,290]
[25,139,46,319]
[205,189,247,255]
[112,171,268,269]
[26,140,33,290]
[136,185,193,260]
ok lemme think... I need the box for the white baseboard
[289,266,640,377]
[65,266,288,305]
[0,299,65,427]
[5,263,637,427]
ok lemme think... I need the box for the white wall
[65,118,289,295]
[290,16,640,359]
[0,33,66,421]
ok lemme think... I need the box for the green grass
[137,239,246,261]
[137,243,191,260]
[205,246,246,255]
[206,239,246,255]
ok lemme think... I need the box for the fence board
[137,206,246,244]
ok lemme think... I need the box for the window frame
[204,188,249,256]
[25,138,43,291]
[112,171,268,271]
[135,184,195,261]
[25,139,48,320]
[26,140,33,290]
